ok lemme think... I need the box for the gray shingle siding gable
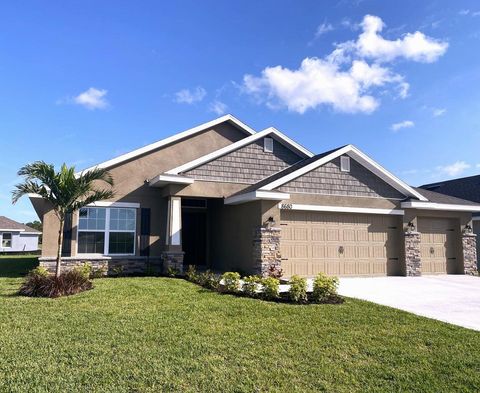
[183,139,302,184]
[277,157,405,199]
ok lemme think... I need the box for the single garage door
[417,217,458,274]
[280,210,401,277]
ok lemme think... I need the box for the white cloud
[242,15,446,114]
[459,9,480,16]
[244,58,382,114]
[209,100,228,115]
[391,120,414,131]
[174,86,207,104]
[354,15,448,63]
[432,108,446,117]
[315,22,334,38]
[437,161,471,177]
[73,87,109,110]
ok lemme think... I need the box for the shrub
[112,265,125,277]
[312,272,339,303]
[166,266,179,277]
[29,266,49,277]
[74,262,92,279]
[198,270,221,290]
[289,275,308,303]
[91,266,107,278]
[261,277,280,300]
[221,272,241,293]
[266,264,283,279]
[185,265,197,282]
[242,275,261,297]
[19,269,93,298]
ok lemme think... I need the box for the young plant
[221,272,241,293]
[288,275,308,303]
[185,265,197,282]
[266,264,283,279]
[312,272,339,303]
[198,270,221,290]
[261,277,280,300]
[74,262,93,280]
[242,275,261,297]
[12,162,114,277]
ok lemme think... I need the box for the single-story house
[30,115,479,277]
[421,175,480,268]
[0,216,41,253]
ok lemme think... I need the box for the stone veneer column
[404,231,421,276]
[462,233,478,275]
[252,225,281,277]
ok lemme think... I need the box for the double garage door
[280,210,401,277]
[280,211,460,277]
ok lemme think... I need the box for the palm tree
[12,162,115,277]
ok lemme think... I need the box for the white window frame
[77,207,137,256]
[340,156,350,172]
[1,232,12,248]
[264,137,274,153]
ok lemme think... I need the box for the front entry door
[182,209,207,267]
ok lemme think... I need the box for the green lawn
[0,257,479,392]
[0,255,38,277]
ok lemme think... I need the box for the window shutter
[61,212,72,257]
[140,208,151,257]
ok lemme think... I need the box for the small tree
[12,162,114,277]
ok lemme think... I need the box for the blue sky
[2,0,480,222]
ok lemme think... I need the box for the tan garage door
[280,210,401,277]
[417,217,458,274]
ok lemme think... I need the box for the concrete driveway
[338,275,480,331]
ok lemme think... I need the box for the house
[0,216,41,253]
[30,115,479,277]
[421,175,480,268]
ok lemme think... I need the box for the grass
[0,257,479,392]
[0,255,38,277]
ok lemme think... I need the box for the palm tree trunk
[56,218,65,277]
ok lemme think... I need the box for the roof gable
[182,137,303,185]
[164,127,313,176]
[80,114,256,174]
[277,156,405,199]
[258,145,428,201]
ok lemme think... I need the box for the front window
[77,207,136,255]
[1,233,12,248]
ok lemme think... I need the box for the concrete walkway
[337,275,480,331]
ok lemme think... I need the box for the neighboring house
[421,175,480,267]
[0,216,41,253]
[30,115,479,277]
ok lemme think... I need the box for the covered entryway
[280,210,401,277]
[417,217,459,274]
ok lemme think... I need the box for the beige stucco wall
[38,122,248,258]
[208,199,262,274]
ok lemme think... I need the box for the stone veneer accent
[161,251,184,274]
[39,256,163,276]
[404,231,421,276]
[252,226,281,277]
[462,233,478,275]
